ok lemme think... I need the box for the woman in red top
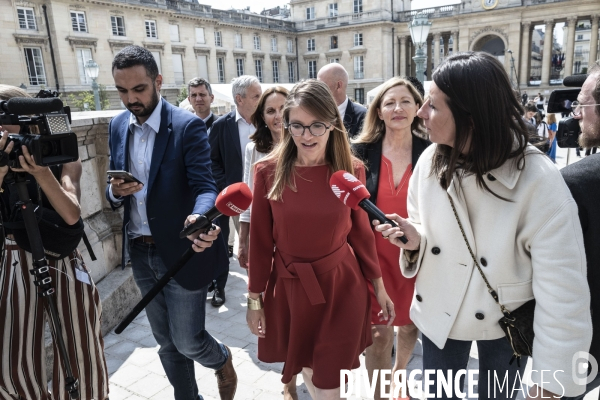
[246,79,395,400]
[352,77,430,400]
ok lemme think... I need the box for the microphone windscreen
[6,97,63,115]
[563,74,588,88]
[329,170,370,210]
[215,182,253,217]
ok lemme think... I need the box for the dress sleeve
[248,164,275,293]
[347,165,382,280]
[239,143,254,223]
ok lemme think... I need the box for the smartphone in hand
[107,170,143,185]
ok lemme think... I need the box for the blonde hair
[0,84,30,101]
[353,77,425,144]
[547,113,557,125]
[260,79,359,201]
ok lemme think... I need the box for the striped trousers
[0,242,109,400]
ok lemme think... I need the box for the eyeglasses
[285,122,331,137]
[571,101,600,117]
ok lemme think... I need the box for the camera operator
[0,84,108,400]
[561,60,600,400]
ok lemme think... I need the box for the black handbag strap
[446,193,513,319]
[82,232,96,261]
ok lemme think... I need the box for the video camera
[0,90,79,168]
[546,74,587,148]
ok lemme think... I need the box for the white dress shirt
[109,97,163,237]
[235,109,255,166]
[337,97,349,119]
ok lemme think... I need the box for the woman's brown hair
[260,79,359,201]
[353,77,425,144]
[250,86,289,154]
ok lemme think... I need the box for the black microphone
[563,74,588,88]
[3,97,64,115]
[179,182,253,238]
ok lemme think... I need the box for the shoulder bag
[447,193,535,367]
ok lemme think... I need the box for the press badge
[74,259,91,285]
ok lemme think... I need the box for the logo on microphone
[331,185,351,205]
[343,173,359,183]
[226,202,244,214]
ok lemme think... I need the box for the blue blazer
[106,100,227,290]
[208,110,244,191]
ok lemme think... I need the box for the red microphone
[330,170,408,244]
[179,182,252,238]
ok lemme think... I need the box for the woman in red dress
[246,79,395,400]
[352,77,430,400]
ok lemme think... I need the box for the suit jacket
[343,99,367,138]
[561,154,600,363]
[351,133,431,205]
[205,113,216,130]
[399,144,591,397]
[105,100,227,290]
[208,110,244,191]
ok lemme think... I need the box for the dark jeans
[130,241,228,400]
[212,215,230,289]
[422,335,527,400]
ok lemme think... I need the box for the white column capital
[566,16,578,27]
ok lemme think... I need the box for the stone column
[541,19,554,86]
[564,16,578,76]
[434,32,441,71]
[426,36,432,77]
[451,30,459,54]
[399,35,407,77]
[590,14,599,67]
[519,22,532,88]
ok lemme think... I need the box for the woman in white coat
[375,52,592,400]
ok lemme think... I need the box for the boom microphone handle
[179,207,222,238]
[115,245,197,334]
[358,199,409,244]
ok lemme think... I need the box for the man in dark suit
[561,63,600,400]
[188,77,216,133]
[208,75,262,306]
[317,63,367,138]
[106,46,236,400]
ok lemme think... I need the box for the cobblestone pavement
[104,146,598,400]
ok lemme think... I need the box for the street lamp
[84,59,101,111]
[409,12,432,85]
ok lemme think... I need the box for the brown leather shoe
[215,345,237,400]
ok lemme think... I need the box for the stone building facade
[1,0,599,105]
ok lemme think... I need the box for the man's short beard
[578,120,600,148]
[127,85,160,118]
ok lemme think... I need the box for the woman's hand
[373,213,420,250]
[9,145,52,178]
[0,128,15,178]
[246,293,266,338]
[372,278,395,326]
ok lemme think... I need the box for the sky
[201,0,461,13]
